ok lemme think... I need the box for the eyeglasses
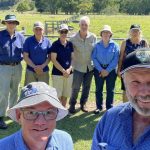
[21,108,58,121]
[60,30,68,34]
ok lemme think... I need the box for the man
[23,21,51,85]
[91,48,150,150]
[69,16,97,114]
[0,82,73,150]
[0,14,24,129]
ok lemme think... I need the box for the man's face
[16,101,57,145]
[124,68,150,116]
[33,27,44,38]
[5,21,17,31]
[79,20,89,33]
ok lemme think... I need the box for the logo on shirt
[136,50,150,63]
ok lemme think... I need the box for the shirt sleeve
[91,45,103,72]
[106,43,120,73]
[47,39,52,54]
[23,38,30,53]
[49,42,58,54]
[70,42,74,52]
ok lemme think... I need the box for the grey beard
[126,89,150,117]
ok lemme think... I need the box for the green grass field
[0,12,150,150]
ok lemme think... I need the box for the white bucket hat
[100,25,113,35]
[59,24,69,31]
[7,82,68,122]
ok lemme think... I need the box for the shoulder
[25,35,34,42]
[52,129,72,140]
[100,103,131,124]
[89,32,97,39]
[0,132,18,149]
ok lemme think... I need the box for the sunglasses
[60,30,68,34]
[6,21,16,25]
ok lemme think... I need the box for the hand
[34,65,44,75]
[101,69,109,77]
[62,69,70,78]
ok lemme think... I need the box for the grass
[0,12,150,149]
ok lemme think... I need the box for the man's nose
[138,83,150,95]
[34,114,47,125]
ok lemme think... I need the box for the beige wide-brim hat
[7,82,68,122]
[100,25,113,35]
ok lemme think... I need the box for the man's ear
[16,109,22,125]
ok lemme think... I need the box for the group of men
[0,14,150,150]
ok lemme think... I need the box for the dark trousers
[69,69,93,106]
[94,68,117,109]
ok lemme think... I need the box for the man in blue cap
[92,48,150,150]
[0,14,25,129]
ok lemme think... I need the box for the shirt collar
[14,130,29,150]
[33,35,44,43]
[57,38,69,46]
[4,29,18,38]
[45,130,58,149]
[77,31,91,40]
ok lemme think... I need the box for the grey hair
[79,16,90,25]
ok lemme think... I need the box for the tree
[78,1,93,14]
[17,1,29,12]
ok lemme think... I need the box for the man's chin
[132,101,150,117]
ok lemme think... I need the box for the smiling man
[91,48,150,150]
[0,82,73,150]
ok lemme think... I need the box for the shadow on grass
[57,109,106,143]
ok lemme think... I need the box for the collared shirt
[70,31,97,73]
[92,40,119,73]
[92,103,150,150]
[23,35,51,72]
[0,129,74,150]
[50,39,73,75]
[0,29,25,63]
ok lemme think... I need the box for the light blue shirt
[91,103,150,150]
[91,40,119,73]
[0,129,73,150]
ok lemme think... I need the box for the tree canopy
[0,0,150,15]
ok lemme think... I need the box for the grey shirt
[70,31,97,73]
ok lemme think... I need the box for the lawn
[0,12,150,150]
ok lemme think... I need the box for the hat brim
[7,94,68,122]
[100,29,113,35]
[130,28,140,30]
[59,28,69,31]
[2,19,19,25]
[33,26,44,29]
[121,64,150,75]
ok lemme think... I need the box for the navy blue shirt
[23,36,51,72]
[0,30,25,63]
[50,39,73,75]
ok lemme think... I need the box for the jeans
[0,64,22,116]
[94,68,117,110]
[69,69,93,106]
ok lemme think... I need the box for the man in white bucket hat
[0,82,73,150]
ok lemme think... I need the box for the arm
[117,40,126,78]
[66,52,74,74]
[91,45,103,72]
[105,43,120,73]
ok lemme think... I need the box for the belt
[101,64,108,68]
[0,62,20,66]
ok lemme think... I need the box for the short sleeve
[23,38,30,53]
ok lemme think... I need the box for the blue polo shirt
[23,35,51,72]
[0,129,74,150]
[0,29,25,63]
[50,39,73,75]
